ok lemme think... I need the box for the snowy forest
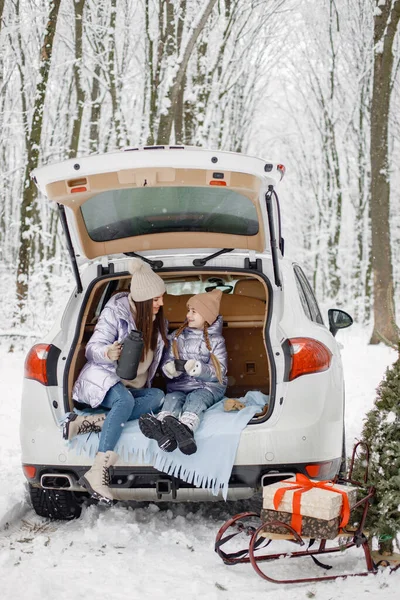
[0,0,399,345]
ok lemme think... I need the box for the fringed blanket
[66,391,268,500]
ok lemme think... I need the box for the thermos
[174,359,187,372]
[116,330,144,380]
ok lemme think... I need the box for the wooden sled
[215,443,400,584]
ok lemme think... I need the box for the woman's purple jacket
[72,293,165,408]
[161,316,228,401]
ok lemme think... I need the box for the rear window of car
[80,186,259,241]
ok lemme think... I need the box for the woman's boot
[78,451,119,504]
[63,412,107,441]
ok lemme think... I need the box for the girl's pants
[162,388,215,420]
[98,382,164,452]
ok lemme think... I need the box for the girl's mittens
[184,359,202,377]
[164,360,180,379]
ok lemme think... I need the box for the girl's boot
[163,413,199,455]
[139,411,177,452]
[63,412,107,441]
[78,451,119,504]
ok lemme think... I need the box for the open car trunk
[66,270,271,415]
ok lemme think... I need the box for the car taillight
[277,164,286,180]
[22,465,37,479]
[24,344,52,385]
[288,337,332,381]
[305,461,335,479]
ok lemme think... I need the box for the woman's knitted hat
[128,258,166,302]
[187,289,222,325]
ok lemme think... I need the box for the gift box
[260,509,340,539]
[261,475,357,538]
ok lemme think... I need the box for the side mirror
[328,309,353,337]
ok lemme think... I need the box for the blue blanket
[67,391,268,500]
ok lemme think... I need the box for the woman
[66,258,167,503]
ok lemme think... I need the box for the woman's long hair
[172,321,223,384]
[133,299,167,360]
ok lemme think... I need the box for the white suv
[20,146,352,519]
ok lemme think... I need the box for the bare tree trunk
[13,0,29,153]
[157,0,217,144]
[0,0,5,32]
[69,0,86,158]
[350,69,371,321]
[146,0,174,145]
[146,0,162,145]
[89,63,101,153]
[15,0,61,321]
[184,39,207,144]
[198,0,236,142]
[0,0,5,248]
[86,1,106,153]
[174,0,186,143]
[107,0,124,147]
[325,0,342,299]
[369,0,400,345]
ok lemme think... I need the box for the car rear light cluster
[277,164,286,180]
[287,337,332,381]
[24,343,59,386]
[22,465,37,479]
[305,461,334,479]
[67,177,88,194]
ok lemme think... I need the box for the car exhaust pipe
[40,473,75,490]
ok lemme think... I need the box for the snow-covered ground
[0,326,399,599]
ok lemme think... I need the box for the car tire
[29,484,83,520]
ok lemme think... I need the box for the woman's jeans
[162,388,215,418]
[99,382,164,452]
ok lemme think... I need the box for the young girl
[139,289,228,455]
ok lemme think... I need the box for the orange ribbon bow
[273,473,351,535]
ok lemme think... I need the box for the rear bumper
[23,458,341,501]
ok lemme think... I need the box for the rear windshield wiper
[193,248,234,266]
[124,251,163,269]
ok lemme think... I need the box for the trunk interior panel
[67,272,270,409]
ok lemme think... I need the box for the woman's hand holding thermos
[106,332,144,380]
[107,341,122,361]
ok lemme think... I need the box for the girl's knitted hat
[187,289,222,325]
[128,258,165,302]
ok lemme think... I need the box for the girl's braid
[203,322,223,384]
[172,321,188,359]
